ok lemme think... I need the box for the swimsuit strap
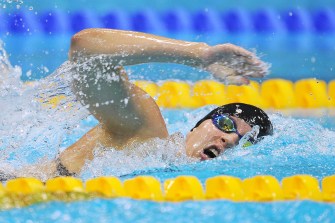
[55,157,76,177]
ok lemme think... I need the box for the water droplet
[26,70,32,77]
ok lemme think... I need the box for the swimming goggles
[211,114,243,139]
[211,114,259,148]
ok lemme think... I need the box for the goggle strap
[239,125,260,148]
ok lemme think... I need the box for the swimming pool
[0,50,335,222]
[1,5,335,81]
[1,1,335,222]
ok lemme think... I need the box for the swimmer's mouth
[203,145,221,159]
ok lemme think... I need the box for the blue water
[0,54,334,223]
[1,109,335,222]
[3,0,335,11]
[1,101,335,223]
[1,5,335,81]
[3,33,335,82]
[1,199,335,223]
[1,29,335,223]
[1,1,335,222]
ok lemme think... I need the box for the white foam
[0,43,89,172]
[81,132,192,179]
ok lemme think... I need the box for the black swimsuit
[55,157,76,177]
[0,158,76,182]
[0,171,15,182]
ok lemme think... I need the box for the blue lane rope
[0,9,335,34]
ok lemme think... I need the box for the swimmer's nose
[220,137,227,149]
[219,134,235,149]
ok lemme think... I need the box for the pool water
[1,106,335,223]
[0,43,335,222]
[1,110,335,222]
[1,199,335,222]
[3,33,335,82]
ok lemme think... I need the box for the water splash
[0,0,29,10]
[81,132,191,180]
[0,43,89,172]
[0,40,23,97]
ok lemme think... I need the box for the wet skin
[185,116,252,160]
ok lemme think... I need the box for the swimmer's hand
[202,44,269,85]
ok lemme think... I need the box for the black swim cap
[192,103,273,138]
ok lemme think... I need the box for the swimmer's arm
[15,126,114,177]
[58,125,109,174]
[70,28,267,84]
[69,28,207,67]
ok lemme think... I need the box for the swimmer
[0,29,273,181]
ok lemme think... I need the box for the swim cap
[192,103,273,138]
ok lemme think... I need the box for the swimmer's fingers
[205,63,250,85]
[207,44,256,66]
[235,58,270,79]
[204,44,270,80]
[210,44,253,59]
[205,61,269,85]
[207,55,269,82]
[224,51,269,78]
[225,76,251,85]
[238,54,270,78]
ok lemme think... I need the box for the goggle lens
[213,115,237,133]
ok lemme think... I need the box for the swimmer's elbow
[69,28,120,61]
[69,30,87,60]
[69,29,102,61]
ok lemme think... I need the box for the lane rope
[1,174,335,209]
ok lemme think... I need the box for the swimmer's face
[185,116,252,160]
